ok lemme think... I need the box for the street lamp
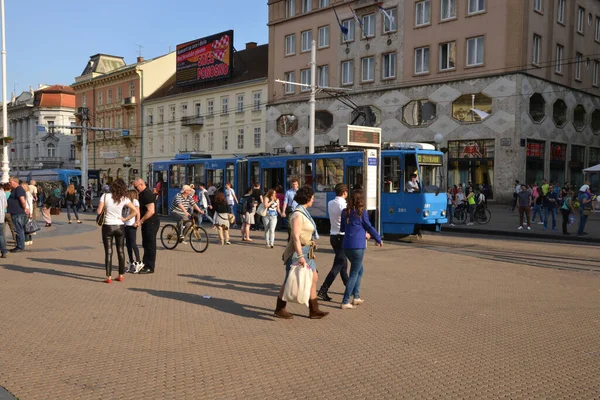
[123,156,131,186]
[434,133,445,190]
[285,143,293,154]
[37,162,43,169]
[74,159,80,169]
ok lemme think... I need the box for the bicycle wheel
[160,224,180,250]
[455,208,467,224]
[476,209,492,224]
[189,226,210,253]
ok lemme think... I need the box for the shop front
[526,140,544,185]
[569,145,585,189]
[447,139,495,199]
[550,142,566,184]
[588,147,600,193]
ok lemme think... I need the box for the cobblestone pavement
[1,213,599,399]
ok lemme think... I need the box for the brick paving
[1,212,600,399]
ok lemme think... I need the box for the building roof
[146,43,268,102]
[34,85,76,108]
[36,85,75,95]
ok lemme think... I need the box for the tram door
[262,168,284,191]
[237,160,248,199]
[346,166,364,191]
[206,169,224,191]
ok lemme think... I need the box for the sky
[1,0,268,96]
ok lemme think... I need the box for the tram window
[169,164,186,189]
[404,154,420,193]
[226,163,235,187]
[212,169,224,190]
[286,159,313,187]
[250,162,260,187]
[346,167,363,191]
[187,164,205,187]
[383,157,401,193]
[420,165,440,193]
[315,158,343,191]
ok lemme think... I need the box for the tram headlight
[441,210,447,217]
[423,210,430,217]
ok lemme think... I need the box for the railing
[181,116,205,126]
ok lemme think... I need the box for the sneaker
[537,222,544,225]
[466,222,474,226]
[126,262,132,273]
[517,226,523,230]
[352,298,365,306]
[134,262,145,273]
[449,223,455,227]
[527,226,531,230]
[341,303,356,310]
[225,241,231,245]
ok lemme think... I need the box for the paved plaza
[0,212,599,399]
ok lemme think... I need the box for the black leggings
[125,226,140,264]
[102,224,126,276]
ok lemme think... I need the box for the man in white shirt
[406,174,420,193]
[317,183,349,302]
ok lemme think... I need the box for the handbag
[583,208,592,216]
[228,213,236,225]
[25,219,41,234]
[282,262,314,307]
[96,209,106,226]
[256,202,267,217]
[50,207,60,215]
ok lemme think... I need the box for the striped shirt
[170,192,195,217]
[0,190,6,223]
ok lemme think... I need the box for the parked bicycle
[160,215,210,253]
[453,204,491,225]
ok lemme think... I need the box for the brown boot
[274,297,293,319]
[308,298,329,319]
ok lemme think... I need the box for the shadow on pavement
[1,264,101,282]
[129,288,273,321]
[29,258,105,270]
[179,274,280,298]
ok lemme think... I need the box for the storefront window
[452,93,492,123]
[315,111,334,133]
[570,145,585,188]
[573,105,586,131]
[529,93,545,122]
[447,139,495,199]
[550,142,566,184]
[276,114,299,136]
[315,158,343,191]
[552,99,567,127]
[402,100,437,126]
[526,140,545,185]
[592,110,600,135]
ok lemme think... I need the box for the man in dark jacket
[543,184,558,231]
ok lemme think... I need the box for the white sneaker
[466,222,474,226]
[517,226,523,230]
[134,262,145,273]
[352,298,365,306]
[449,223,455,227]
[126,262,132,273]
[527,226,531,230]
[537,222,544,225]
[341,303,356,310]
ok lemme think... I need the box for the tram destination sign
[417,154,443,165]
[346,125,382,148]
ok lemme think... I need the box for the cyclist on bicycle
[170,185,204,240]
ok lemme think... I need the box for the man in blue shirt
[7,177,29,252]
[543,184,558,231]
[281,178,299,241]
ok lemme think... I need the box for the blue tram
[149,144,448,236]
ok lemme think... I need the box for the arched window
[47,143,56,157]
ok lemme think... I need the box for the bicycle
[160,215,210,253]
[474,205,492,224]
[453,205,467,225]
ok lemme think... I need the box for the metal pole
[309,39,316,155]
[1,0,9,183]
[81,113,88,190]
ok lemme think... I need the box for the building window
[300,68,311,91]
[555,44,563,73]
[315,110,333,133]
[222,131,228,151]
[106,116,112,128]
[468,0,485,15]
[254,127,261,149]
[402,100,437,126]
[277,114,299,136]
[237,95,244,113]
[208,100,214,115]
[533,35,541,65]
[594,61,599,87]
[534,0,542,13]
[116,114,122,129]
[575,53,582,81]
[361,56,375,81]
[285,0,295,18]
[285,34,296,56]
[169,105,176,121]
[341,60,353,85]
[383,7,397,32]
[284,71,295,94]
[552,99,567,127]
[98,91,103,105]
[302,0,311,13]
[317,65,329,87]
[107,89,112,104]
[596,18,600,41]
[221,97,228,114]
[382,53,396,79]
[466,36,484,66]
[577,7,585,33]
[195,102,201,117]
[351,105,381,127]
[148,109,154,125]
[169,135,175,153]
[181,103,188,117]
[129,82,135,98]
[342,19,354,42]
[253,92,261,111]
[557,0,565,23]
[237,129,244,149]
[47,143,55,158]
[70,144,76,159]
[301,30,312,52]
[318,26,329,48]
[452,94,492,122]
[319,0,329,7]
[159,135,164,153]
[592,111,600,134]
[415,47,430,74]
[82,93,87,106]
[441,0,456,20]
[529,93,546,122]
[362,14,375,38]
[439,42,456,71]
[117,87,122,101]
[208,132,214,151]
[182,134,188,150]
[573,105,586,131]
[415,0,431,26]
[194,133,200,150]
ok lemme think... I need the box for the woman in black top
[65,184,82,224]
[213,192,231,245]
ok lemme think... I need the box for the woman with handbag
[21,182,34,246]
[96,179,139,283]
[261,189,282,248]
[340,190,383,310]
[577,184,593,236]
[274,185,328,320]
[212,192,231,245]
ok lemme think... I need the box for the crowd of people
[445,182,487,226]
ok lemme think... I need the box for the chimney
[137,56,144,63]
[245,42,257,50]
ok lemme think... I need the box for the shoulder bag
[256,202,267,217]
[25,219,41,235]
[96,194,106,226]
[282,262,314,307]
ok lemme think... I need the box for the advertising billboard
[176,30,234,86]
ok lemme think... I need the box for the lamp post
[37,162,43,170]
[123,156,131,187]
[1,0,9,183]
[284,143,293,154]
[434,133,445,190]
[74,159,80,169]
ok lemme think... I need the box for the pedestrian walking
[213,192,232,245]
[281,178,299,241]
[340,190,383,310]
[543,184,558,231]
[274,185,328,319]
[196,183,215,227]
[262,189,282,248]
[7,177,29,253]
[224,182,238,215]
[29,180,38,221]
[0,185,7,258]
[516,184,532,230]
[531,183,544,224]
[466,190,476,225]
[511,180,521,211]
[241,187,256,241]
[317,183,349,302]
[446,187,455,226]
[560,189,574,235]
[65,184,82,224]
[85,185,94,212]
[577,184,593,236]
[42,190,59,227]
[124,189,143,273]
[97,179,138,283]
[133,178,159,274]
[21,182,34,246]
[3,183,14,241]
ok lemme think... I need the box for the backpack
[243,195,254,213]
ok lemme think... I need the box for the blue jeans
[544,207,556,229]
[263,214,278,246]
[447,204,454,224]
[531,204,543,223]
[11,213,27,250]
[0,222,7,254]
[578,210,589,235]
[342,248,365,305]
[197,206,215,225]
[66,200,79,221]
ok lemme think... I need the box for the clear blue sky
[2,0,268,96]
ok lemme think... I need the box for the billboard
[176,30,234,86]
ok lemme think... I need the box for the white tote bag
[282,263,313,307]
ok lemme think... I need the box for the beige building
[72,52,175,185]
[266,0,600,200]
[143,43,268,177]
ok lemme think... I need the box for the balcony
[121,96,136,108]
[181,116,204,127]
